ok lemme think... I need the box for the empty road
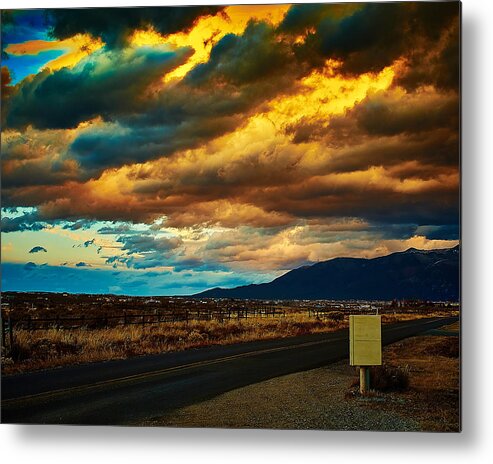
[1,316,457,425]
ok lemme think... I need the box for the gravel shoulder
[141,361,419,431]
[140,324,459,432]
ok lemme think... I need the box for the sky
[1,2,460,296]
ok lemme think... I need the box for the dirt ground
[141,323,460,432]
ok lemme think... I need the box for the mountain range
[193,245,460,301]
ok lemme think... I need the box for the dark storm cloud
[4,20,300,178]
[395,20,460,92]
[302,221,457,243]
[106,234,230,271]
[2,148,79,190]
[187,21,293,86]
[29,246,47,253]
[5,46,190,130]
[415,224,460,241]
[67,80,295,176]
[248,185,459,228]
[67,21,302,173]
[65,22,303,173]
[117,234,183,255]
[289,1,459,84]
[5,2,458,153]
[11,5,446,188]
[278,3,358,34]
[1,125,82,189]
[1,159,78,189]
[1,209,93,233]
[285,87,459,174]
[1,210,45,232]
[1,3,459,255]
[46,6,224,48]
[3,43,242,178]
[291,124,459,174]
[104,234,183,270]
[314,3,409,74]
[350,91,459,137]
[1,66,14,129]
[68,119,239,174]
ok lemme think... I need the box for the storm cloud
[284,2,459,84]
[1,4,460,291]
[46,7,224,48]
[4,46,191,130]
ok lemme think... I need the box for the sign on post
[349,315,382,366]
[350,315,382,394]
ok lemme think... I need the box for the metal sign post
[349,315,382,394]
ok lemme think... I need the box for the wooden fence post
[8,316,14,354]
[1,317,5,350]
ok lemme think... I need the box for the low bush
[370,365,410,392]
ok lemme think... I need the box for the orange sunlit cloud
[131,4,291,83]
[2,55,451,236]
[5,34,104,72]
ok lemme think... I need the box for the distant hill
[193,245,460,301]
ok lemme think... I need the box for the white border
[1,1,492,463]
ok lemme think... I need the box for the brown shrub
[370,365,410,392]
[11,335,81,361]
[328,311,344,321]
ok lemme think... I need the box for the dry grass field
[379,323,460,431]
[1,311,457,375]
[2,314,341,374]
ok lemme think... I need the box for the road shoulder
[140,323,459,432]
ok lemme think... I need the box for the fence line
[0,308,282,355]
[1,304,452,356]
[0,307,288,350]
[1,305,428,340]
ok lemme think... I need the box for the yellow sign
[349,315,382,366]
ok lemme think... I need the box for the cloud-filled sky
[1,2,460,295]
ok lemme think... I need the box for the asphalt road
[1,316,457,425]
